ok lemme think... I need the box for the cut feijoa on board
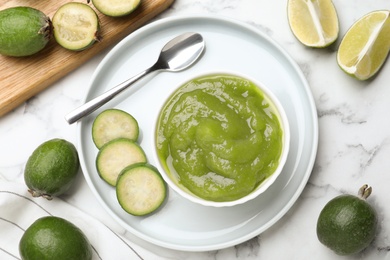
[92,0,141,17]
[0,7,52,57]
[52,2,100,51]
[337,10,390,80]
[287,0,339,48]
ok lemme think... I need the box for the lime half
[287,0,339,48]
[337,10,390,80]
[52,2,100,51]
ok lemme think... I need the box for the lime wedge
[52,2,100,51]
[287,0,339,48]
[337,10,390,80]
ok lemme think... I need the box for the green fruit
[24,138,80,200]
[317,185,378,255]
[19,216,92,260]
[0,7,52,57]
[92,0,141,17]
[52,2,100,51]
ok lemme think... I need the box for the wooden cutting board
[0,0,174,117]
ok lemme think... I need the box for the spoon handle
[65,66,156,124]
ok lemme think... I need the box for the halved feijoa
[92,0,141,17]
[52,2,100,51]
[0,7,52,57]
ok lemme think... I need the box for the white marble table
[1,1,390,259]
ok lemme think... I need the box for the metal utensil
[65,32,205,124]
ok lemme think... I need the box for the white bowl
[153,71,290,207]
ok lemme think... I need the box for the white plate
[77,15,318,252]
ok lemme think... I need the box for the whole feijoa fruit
[24,138,80,200]
[0,7,52,57]
[316,185,378,255]
[19,216,92,260]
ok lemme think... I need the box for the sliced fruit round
[92,0,141,17]
[96,138,147,186]
[287,0,339,48]
[19,216,92,260]
[337,10,390,80]
[317,185,378,255]
[92,109,139,149]
[24,138,80,200]
[0,7,52,57]
[52,2,100,51]
[117,163,166,216]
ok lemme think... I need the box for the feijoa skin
[0,7,52,57]
[19,216,92,260]
[24,139,80,200]
[316,185,378,255]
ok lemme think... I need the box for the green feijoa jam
[156,74,284,202]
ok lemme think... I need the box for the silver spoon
[65,32,205,124]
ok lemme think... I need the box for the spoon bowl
[65,32,205,124]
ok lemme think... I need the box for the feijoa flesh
[316,185,378,255]
[52,2,100,51]
[92,0,141,17]
[0,7,52,57]
[92,108,140,149]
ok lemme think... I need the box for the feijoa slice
[116,163,166,216]
[52,2,100,51]
[96,138,147,186]
[0,7,52,57]
[92,0,141,17]
[92,109,139,149]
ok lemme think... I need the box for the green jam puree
[156,74,284,202]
